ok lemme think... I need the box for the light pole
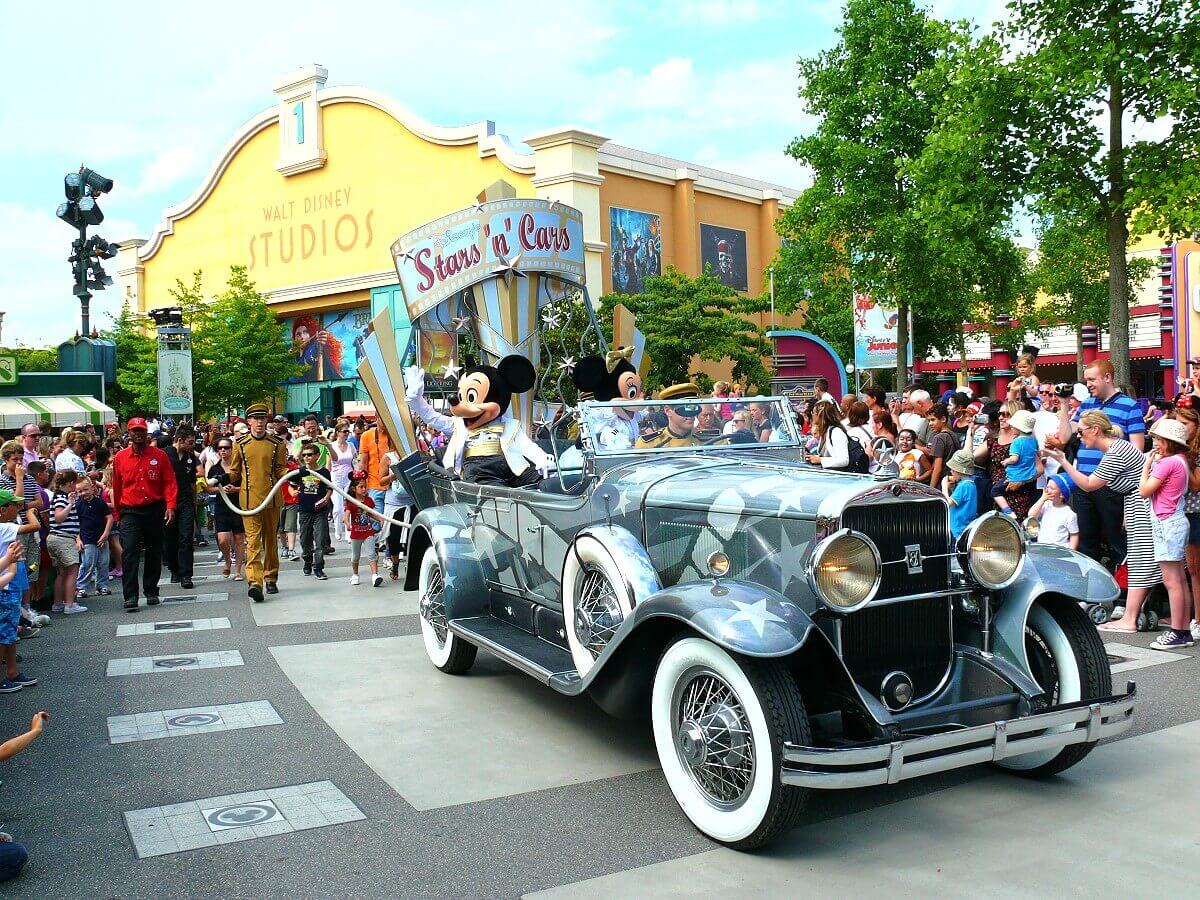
[57,167,117,336]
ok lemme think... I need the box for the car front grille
[840,498,951,600]
[840,594,953,701]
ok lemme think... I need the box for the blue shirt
[949,479,978,539]
[76,496,111,544]
[1076,392,1145,474]
[1005,434,1039,483]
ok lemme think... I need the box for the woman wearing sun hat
[1138,417,1194,649]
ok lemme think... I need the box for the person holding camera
[1056,361,1144,565]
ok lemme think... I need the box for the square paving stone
[106,651,244,677]
[125,782,363,858]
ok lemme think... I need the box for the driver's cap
[657,383,700,402]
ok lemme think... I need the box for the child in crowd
[895,429,925,481]
[296,447,331,580]
[1027,474,1079,549]
[1140,418,1194,650]
[0,710,49,885]
[943,450,979,540]
[26,462,52,605]
[1009,354,1041,408]
[48,471,85,615]
[75,475,112,598]
[345,474,384,587]
[0,490,39,692]
[278,457,299,561]
[992,409,1039,516]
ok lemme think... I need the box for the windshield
[580,396,800,455]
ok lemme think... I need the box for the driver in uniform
[635,384,704,449]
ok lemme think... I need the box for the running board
[449,616,578,686]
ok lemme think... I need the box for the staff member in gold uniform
[636,384,704,449]
[228,403,289,602]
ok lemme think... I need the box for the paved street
[3,545,1199,899]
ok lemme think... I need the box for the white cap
[1072,384,1089,403]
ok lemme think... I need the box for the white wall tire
[562,535,634,677]
[418,547,476,675]
[996,601,1104,774]
[651,637,808,849]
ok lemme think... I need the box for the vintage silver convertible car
[402,396,1135,849]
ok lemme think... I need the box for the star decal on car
[718,597,787,639]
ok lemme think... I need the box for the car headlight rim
[808,528,881,613]
[961,512,1025,590]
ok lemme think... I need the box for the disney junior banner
[391,198,586,322]
[852,293,913,370]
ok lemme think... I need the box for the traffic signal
[58,166,116,332]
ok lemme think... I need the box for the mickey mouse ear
[463,355,478,370]
[497,355,536,393]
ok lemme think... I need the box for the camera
[973,413,989,425]
[1054,383,1074,398]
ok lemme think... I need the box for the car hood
[604,451,879,520]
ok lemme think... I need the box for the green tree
[996,0,1200,386]
[599,267,773,393]
[170,267,302,419]
[8,346,59,373]
[1024,206,1153,377]
[779,0,1024,388]
[104,302,159,416]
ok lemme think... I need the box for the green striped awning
[0,396,116,430]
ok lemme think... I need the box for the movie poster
[284,307,372,382]
[700,224,748,291]
[609,207,662,294]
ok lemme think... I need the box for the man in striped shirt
[1057,360,1145,564]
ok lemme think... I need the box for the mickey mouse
[406,356,553,486]
[571,347,645,450]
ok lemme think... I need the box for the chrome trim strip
[780,682,1136,789]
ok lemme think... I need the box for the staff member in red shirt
[111,418,177,612]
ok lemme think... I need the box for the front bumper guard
[781,682,1136,789]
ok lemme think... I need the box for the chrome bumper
[782,682,1136,789]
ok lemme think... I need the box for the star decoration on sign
[720,597,787,640]
[471,199,488,214]
[451,314,472,332]
[544,197,563,214]
[396,247,419,267]
[541,308,561,328]
[558,356,576,374]
[492,251,527,289]
[442,362,462,380]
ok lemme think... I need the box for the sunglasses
[999,412,1011,417]
[218,445,232,451]
[301,452,318,458]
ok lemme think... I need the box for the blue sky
[0,0,1006,347]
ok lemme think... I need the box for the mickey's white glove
[404,366,426,402]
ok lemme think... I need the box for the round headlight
[962,513,1025,589]
[809,530,880,612]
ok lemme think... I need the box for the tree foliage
[169,267,302,419]
[8,346,59,373]
[926,0,1200,384]
[104,302,159,416]
[599,267,773,393]
[778,0,1025,387]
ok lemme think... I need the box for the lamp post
[57,167,117,336]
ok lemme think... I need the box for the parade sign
[157,348,194,415]
[391,199,585,322]
[852,293,913,370]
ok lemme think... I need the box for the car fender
[991,543,1120,680]
[404,505,491,619]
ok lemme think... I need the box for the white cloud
[130,146,202,197]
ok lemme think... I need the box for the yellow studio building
[117,65,802,417]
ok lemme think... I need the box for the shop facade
[116,65,801,417]
[916,234,1200,401]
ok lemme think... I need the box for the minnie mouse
[406,356,552,486]
[571,347,645,449]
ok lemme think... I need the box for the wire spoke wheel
[574,565,624,659]
[422,564,448,645]
[671,667,755,810]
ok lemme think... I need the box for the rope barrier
[213,468,412,533]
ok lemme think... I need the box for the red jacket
[111,443,178,519]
